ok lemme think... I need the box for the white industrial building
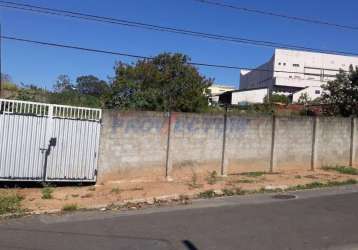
[237,48,358,103]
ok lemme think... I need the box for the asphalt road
[1,186,358,250]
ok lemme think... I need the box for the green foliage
[12,84,49,103]
[322,166,358,175]
[264,94,289,104]
[321,65,358,117]
[198,190,216,199]
[62,204,78,212]
[107,53,213,112]
[0,193,23,215]
[41,187,54,200]
[76,75,110,97]
[241,172,266,178]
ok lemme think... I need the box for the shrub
[62,204,78,212]
[41,187,54,200]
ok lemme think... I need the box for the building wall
[231,88,269,104]
[292,86,323,103]
[240,48,358,91]
[240,56,275,90]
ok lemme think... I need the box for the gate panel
[45,105,101,182]
[0,99,101,182]
[0,99,48,180]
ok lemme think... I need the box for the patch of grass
[198,190,216,199]
[235,179,255,184]
[241,172,266,178]
[188,173,203,189]
[206,171,220,185]
[71,194,79,198]
[322,166,358,175]
[111,187,121,194]
[0,194,23,215]
[62,204,78,212]
[130,187,144,191]
[88,187,96,192]
[41,187,54,200]
[295,175,302,179]
[287,179,358,191]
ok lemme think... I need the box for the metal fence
[0,99,101,182]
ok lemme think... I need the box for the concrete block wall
[225,116,272,173]
[315,117,352,168]
[98,110,358,180]
[170,113,224,173]
[99,111,169,178]
[273,117,314,171]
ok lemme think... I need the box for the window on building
[315,90,321,95]
[278,62,282,65]
[293,64,300,67]
[283,63,286,66]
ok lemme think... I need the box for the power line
[1,35,349,76]
[1,1,358,57]
[192,0,358,31]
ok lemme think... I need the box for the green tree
[321,65,358,117]
[107,53,213,112]
[53,74,73,93]
[76,75,110,97]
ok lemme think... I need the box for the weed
[130,187,144,191]
[71,194,79,198]
[188,173,203,189]
[241,172,266,178]
[111,187,121,194]
[88,187,96,192]
[222,189,235,196]
[41,187,54,200]
[198,190,216,199]
[322,166,358,175]
[0,194,23,215]
[295,175,302,179]
[62,204,78,212]
[206,171,220,185]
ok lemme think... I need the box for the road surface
[1,186,358,250]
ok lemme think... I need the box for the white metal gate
[0,99,101,182]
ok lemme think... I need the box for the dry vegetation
[0,167,358,216]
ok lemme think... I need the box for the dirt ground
[1,167,357,214]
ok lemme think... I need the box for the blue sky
[1,0,358,89]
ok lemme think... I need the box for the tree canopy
[321,65,358,117]
[107,53,213,112]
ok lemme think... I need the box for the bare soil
[0,168,357,214]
